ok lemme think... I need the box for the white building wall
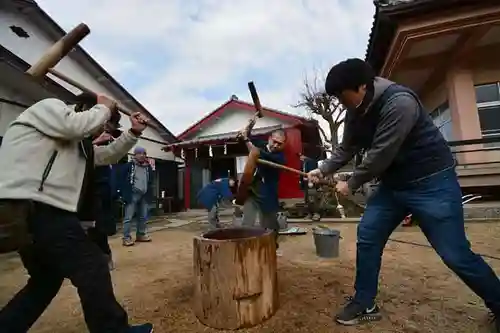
[193,110,292,138]
[0,84,34,136]
[0,9,174,160]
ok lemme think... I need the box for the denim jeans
[241,197,280,249]
[354,168,500,315]
[122,191,149,240]
[207,203,220,229]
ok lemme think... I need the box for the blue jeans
[122,192,149,240]
[354,168,500,314]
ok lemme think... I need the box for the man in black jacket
[307,58,500,331]
[87,113,124,270]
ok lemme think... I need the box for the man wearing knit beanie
[118,146,154,246]
[307,58,500,331]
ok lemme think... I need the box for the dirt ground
[1,222,500,333]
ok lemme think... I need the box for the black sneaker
[488,312,500,333]
[335,297,382,326]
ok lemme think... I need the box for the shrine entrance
[209,157,237,180]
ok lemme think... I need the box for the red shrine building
[164,95,324,209]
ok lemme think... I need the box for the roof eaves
[234,99,311,122]
[25,1,178,142]
[0,44,78,102]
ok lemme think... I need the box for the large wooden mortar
[193,227,279,329]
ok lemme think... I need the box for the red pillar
[278,127,303,199]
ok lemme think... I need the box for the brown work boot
[122,238,135,247]
[136,234,152,242]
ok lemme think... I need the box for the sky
[36,0,376,136]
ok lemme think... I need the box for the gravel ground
[0,222,499,333]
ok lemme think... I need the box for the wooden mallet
[257,158,334,186]
[25,22,153,127]
[248,81,263,118]
[26,23,90,78]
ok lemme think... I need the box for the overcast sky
[36,0,375,135]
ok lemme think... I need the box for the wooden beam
[381,10,500,78]
[394,43,500,73]
[399,53,448,71]
[399,42,500,71]
[419,25,492,98]
[465,43,500,70]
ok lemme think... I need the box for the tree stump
[193,227,279,329]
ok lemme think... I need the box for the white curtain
[202,169,211,187]
[235,156,248,181]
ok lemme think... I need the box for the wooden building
[366,0,500,192]
[164,95,325,209]
[0,0,182,212]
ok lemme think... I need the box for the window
[475,83,500,146]
[475,83,500,104]
[430,101,453,141]
[9,26,29,38]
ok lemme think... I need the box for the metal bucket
[277,212,288,230]
[313,227,341,258]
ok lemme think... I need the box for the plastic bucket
[313,228,341,258]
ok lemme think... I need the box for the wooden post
[26,23,90,77]
[193,227,279,329]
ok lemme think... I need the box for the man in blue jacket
[299,153,321,221]
[197,177,236,229]
[307,58,500,331]
[239,127,286,247]
[119,146,154,246]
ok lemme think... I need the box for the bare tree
[293,72,346,150]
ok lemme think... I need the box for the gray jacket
[319,77,421,190]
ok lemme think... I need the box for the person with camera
[0,93,154,333]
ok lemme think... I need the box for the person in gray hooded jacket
[307,58,500,332]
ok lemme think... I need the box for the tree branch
[292,70,346,149]
[317,124,331,144]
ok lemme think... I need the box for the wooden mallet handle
[257,159,306,176]
[257,159,334,186]
[47,68,132,117]
[235,148,261,205]
[27,23,90,78]
[47,67,160,130]
[24,22,153,128]
[248,81,263,118]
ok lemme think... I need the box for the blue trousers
[354,168,500,315]
[122,192,149,240]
